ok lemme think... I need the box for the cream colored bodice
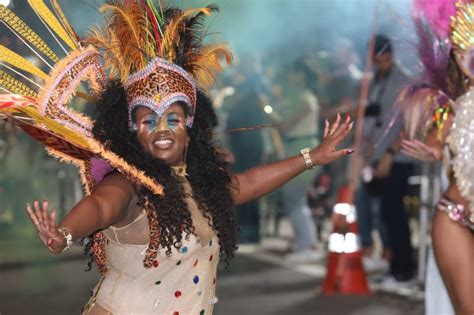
[84,180,220,315]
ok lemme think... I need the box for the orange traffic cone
[321,186,371,295]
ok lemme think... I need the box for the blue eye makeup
[142,114,159,132]
[166,113,182,130]
[140,112,183,132]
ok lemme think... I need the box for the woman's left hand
[310,114,354,165]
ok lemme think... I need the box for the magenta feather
[414,19,452,97]
[413,0,457,38]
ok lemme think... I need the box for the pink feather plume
[413,0,457,38]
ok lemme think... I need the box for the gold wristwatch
[300,147,314,170]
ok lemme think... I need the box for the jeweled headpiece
[451,1,474,52]
[88,1,232,129]
[0,1,165,197]
[125,57,196,128]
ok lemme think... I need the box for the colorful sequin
[431,98,450,140]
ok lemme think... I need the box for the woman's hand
[310,114,354,165]
[26,200,66,254]
[401,139,442,162]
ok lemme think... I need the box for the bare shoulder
[89,172,138,226]
[93,171,136,198]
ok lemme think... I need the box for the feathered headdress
[87,1,232,128]
[451,1,474,53]
[412,0,456,97]
[396,0,458,140]
[0,1,166,196]
[413,0,456,39]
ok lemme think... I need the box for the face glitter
[140,112,185,133]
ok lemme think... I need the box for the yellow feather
[161,7,212,61]
[87,28,123,80]
[27,0,77,50]
[186,43,233,90]
[101,3,144,70]
[100,3,141,48]
[0,45,48,80]
[92,1,157,80]
[16,106,91,149]
[50,0,78,44]
[0,70,37,97]
[0,5,59,63]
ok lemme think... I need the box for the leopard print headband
[125,57,197,129]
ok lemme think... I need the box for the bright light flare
[264,105,273,114]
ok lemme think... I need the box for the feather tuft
[50,0,79,44]
[27,0,78,50]
[0,45,48,80]
[0,5,60,63]
[0,70,38,97]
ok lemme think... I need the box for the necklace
[171,165,188,177]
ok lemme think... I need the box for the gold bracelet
[57,226,73,252]
[299,147,314,170]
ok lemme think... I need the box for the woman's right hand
[310,114,354,165]
[26,200,66,253]
[401,139,442,162]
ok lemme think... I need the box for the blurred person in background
[356,35,417,289]
[270,60,323,262]
[320,37,362,209]
[225,55,269,244]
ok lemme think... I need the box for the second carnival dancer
[0,1,354,314]
[398,1,474,314]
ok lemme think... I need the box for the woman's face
[134,103,189,166]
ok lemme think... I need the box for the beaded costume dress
[83,179,221,315]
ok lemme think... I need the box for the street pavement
[0,239,424,315]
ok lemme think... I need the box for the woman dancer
[400,1,474,313]
[0,1,354,313]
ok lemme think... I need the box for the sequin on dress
[82,179,220,314]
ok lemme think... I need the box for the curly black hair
[87,79,238,267]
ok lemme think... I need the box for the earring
[183,144,188,164]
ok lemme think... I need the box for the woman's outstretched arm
[231,115,353,205]
[26,172,135,253]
